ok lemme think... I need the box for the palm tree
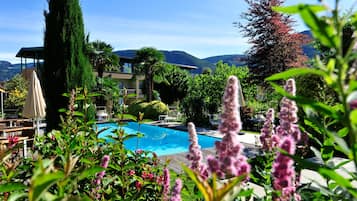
[86,40,119,78]
[134,47,164,102]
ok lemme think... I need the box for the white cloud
[0,52,22,64]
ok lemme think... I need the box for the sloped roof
[16,47,44,59]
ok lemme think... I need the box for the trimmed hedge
[127,100,169,120]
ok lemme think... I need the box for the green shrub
[128,100,147,117]
[144,100,169,120]
[128,100,168,120]
[4,74,29,110]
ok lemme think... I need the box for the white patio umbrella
[237,78,245,107]
[0,87,4,119]
[22,71,46,134]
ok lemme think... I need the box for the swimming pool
[97,122,220,156]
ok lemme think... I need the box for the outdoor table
[0,126,34,137]
[0,136,30,157]
[0,119,30,127]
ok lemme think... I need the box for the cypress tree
[43,0,94,130]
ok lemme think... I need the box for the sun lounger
[158,110,182,123]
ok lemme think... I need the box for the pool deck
[158,142,261,173]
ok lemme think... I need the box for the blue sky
[0,0,356,63]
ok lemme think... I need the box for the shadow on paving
[158,142,261,173]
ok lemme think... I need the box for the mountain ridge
[0,30,317,81]
[114,49,215,73]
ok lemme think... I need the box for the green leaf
[237,188,253,197]
[78,166,105,180]
[29,172,64,201]
[265,68,326,81]
[321,139,334,162]
[285,152,323,171]
[8,192,28,201]
[273,4,326,14]
[304,118,323,135]
[0,183,27,193]
[350,110,357,125]
[333,159,352,170]
[325,130,351,157]
[87,92,101,97]
[337,127,349,137]
[319,168,352,188]
[58,108,66,113]
[73,111,84,117]
[126,93,137,98]
[310,146,322,160]
[215,175,245,200]
[121,114,137,121]
[270,82,341,119]
[182,164,212,201]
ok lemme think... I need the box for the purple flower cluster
[186,122,208,180]
[273,136,299,201]
[92,155,110,198]
[347,91,357,110]
[260,108,276,151]
[94,155,110,185]
[163,168,170,201]
[170,179,183,201]
[272,79,301,200]
[275,79,301,141]
[163,169,182,201]
[206,76,250,179]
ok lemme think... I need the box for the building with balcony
[16,47,198,100]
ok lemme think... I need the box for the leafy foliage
[4,74,28,110]
[181,62,251,126]
[1,88,166,200]
[128,100,169,120]
[267,1,357,199]
[134,47,165,102]
[154,64,191,105]
[86,39,119,78]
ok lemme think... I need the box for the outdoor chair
[209,114,221,127]
[96,106,109,121]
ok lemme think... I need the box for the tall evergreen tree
[240,0,308,83]
[43,0,94,130]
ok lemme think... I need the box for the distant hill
[1,32,318,81]
[203,54,247,66]
[300,30,319,58]
[114,50,215,73]
[0,61,22,81]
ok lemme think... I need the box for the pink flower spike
[272,136,298,201]
[186,122,208,180]
[260,108,275,151]
[163,168,170,201]
[170,179,182,201]
[207,76,250,180]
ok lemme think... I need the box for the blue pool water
[97,122,220,156]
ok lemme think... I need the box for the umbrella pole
[1,92,3,119]
[36,118,40,135]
